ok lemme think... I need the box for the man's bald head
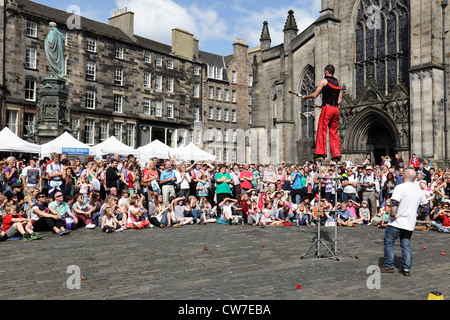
[403,169,417,183]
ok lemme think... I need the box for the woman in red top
[127,164,136,194]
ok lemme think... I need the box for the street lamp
[442,0,448,168]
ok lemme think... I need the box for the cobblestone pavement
[0,222,448,301]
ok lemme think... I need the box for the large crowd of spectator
[1,151,449,241]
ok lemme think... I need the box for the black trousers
[33,217,65,232]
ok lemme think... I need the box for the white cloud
[115,0,198,44]
[113,0,320,53]
[115,0,231,46]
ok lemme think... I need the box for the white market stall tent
[137,139,175,161]
[93,136,140,157]
[174,143,216,162]
[40,132,95,157]
[0,127,41,154]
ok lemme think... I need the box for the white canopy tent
[174,143,216,162]
[93,136,140,157]
[137,139,174,161]
[40,132,95,157]
[0,127,41,154]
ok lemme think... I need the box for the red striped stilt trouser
[315,105,341,158]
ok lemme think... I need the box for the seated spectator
[101,207,122,233]
[23,187,38,214]
[127,195,149,229]
[336,202,354,226]
[170,196,194,226]
[277,204,294,225]
[72,193,96,229]
[48,191,77,234]
[259,201,283,227]
[1,204,40,241]
[30,192,71,235]
[431,202,450,233]
[357,200,371,223]
[247,200,261,226]
[296,203,311,226]
[4,183,24,207]
[218,197,239,225]
[199,196,215,223]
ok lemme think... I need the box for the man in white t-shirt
[381,169,428,276]
[21,157,42,193]
[341,167,357,202]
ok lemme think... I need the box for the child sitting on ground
[127,196,149,229]
[218,197,240,225]
[357,200,371,224]
[259,201,283,227]
[1,205,41,241]
[101,207,122,233]
[336,202,355,226]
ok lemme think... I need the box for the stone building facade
[197,39,253,164]
[0,0,253,163]
[0,0,205,150]
[251,0,450,166]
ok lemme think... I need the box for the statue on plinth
[44,22,66,79]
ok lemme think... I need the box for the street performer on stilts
[302,65,342,162]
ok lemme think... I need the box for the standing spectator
[341,167,357,203]
[160,161,176,205]
[3,156,19,192]
[394,153,404,169]
[196,174,210,199]
[239,163,253,195]
[230,165,241,199]
[46,153,63,198]
[21,157,42,194]
[175,163,191,200]
[381,169,428,276]
[249,163,260,191]
[105,159,120,192]
[263,165,277,193]
[214,165,233,217]
[290,166,303,205]
[359,165,378,220]
[409,154,419,171]
[142,161,159,193]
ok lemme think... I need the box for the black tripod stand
[300,161,340,261]
[300,160,358,261]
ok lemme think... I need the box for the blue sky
[34,0,321,56]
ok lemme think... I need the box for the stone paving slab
[0,223,448,302]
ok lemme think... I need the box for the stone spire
[260,21,271,41]
[283,10,299,32]
[260,21,271,50]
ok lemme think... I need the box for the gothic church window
[355,0,409,95]
[300,66,315,139]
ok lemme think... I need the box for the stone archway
[344,107,401,165]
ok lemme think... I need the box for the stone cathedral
[250,0,449,167]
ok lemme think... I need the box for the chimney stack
[108,7,135,39]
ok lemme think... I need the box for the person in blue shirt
[290,166,304,205]
[337,202,354,226]
[159,161,176,205]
